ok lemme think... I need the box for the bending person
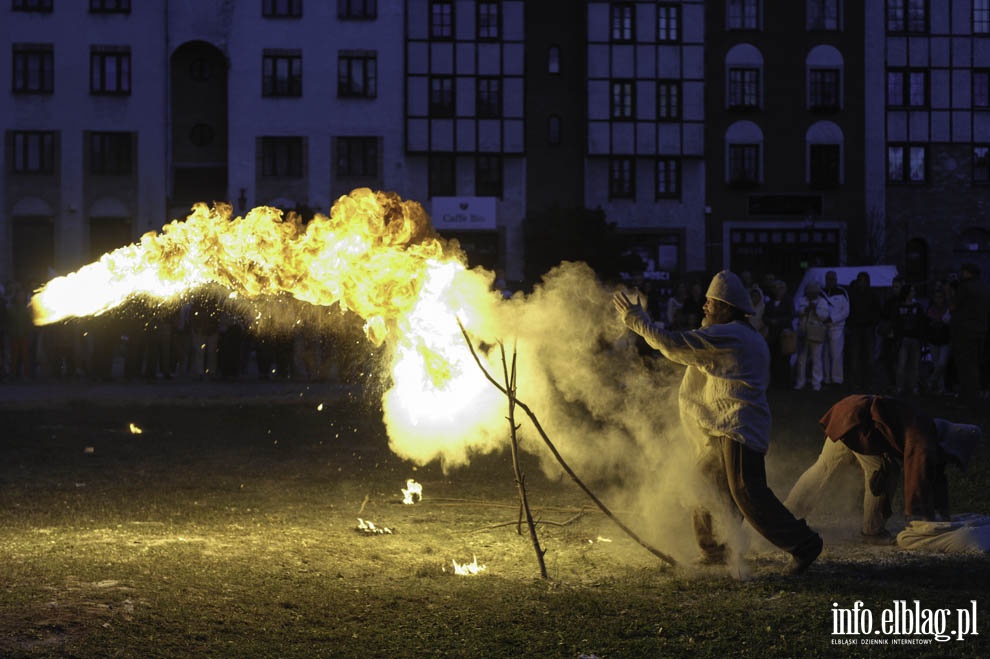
[785,394,982,544]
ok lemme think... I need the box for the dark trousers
[952,333,986,402]
[845,324,876,391]
[693,437,820,559]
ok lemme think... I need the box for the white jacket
[622,310,772,454]
[821,285,850,327]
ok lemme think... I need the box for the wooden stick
[457,318,677,567]
[501,340,548,578]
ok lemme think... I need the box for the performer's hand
[612,291,642,317]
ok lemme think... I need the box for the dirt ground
[0,380,988,657]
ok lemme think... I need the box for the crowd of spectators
[3,262,989,404]
[637,261,990,403]
[0,283,377,385]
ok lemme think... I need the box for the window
[475,155,502,197]
[429,76,454,117]
[263,50,302,97]
[887,144,927,183]
[728,68,759,109]
[337,0,375,19]
[977,0,990,33]
[609,157,635,198]
[430,0,453,39]
[656,158,680,199]
[90,46,131,95]
[611,3,634,42]
[974,145,989,184]
[807,0,839,30]
[338,51,377,98]
[886,68,928,107]
[90,0,131,13]
[611,80,635,119]
[809,69,840,111]
[728,144,760,185]
[336,136,378,177]
[477,1,499,40]
[428,154,455,197]
[547,115,561,145]
[12,44,53,94]
[13,0,52,12]
[261,137,304,178]
[656,81,680,121]
[809,144,840,188]
[10,131,55,174]
[89,132,132,176]
[887,0,928,33]
[975,70,990,108]
[547,46,560,74]
[657,4,680,42]
[727,0,759,29]
[264,0,302,18]
[476,77,501,118]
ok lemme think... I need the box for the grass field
[0,383,988,658]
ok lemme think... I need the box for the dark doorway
[170,42,228,208]
[12,217,55,286]
[89,217,133,261]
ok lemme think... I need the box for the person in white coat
[794,281,831,391]
[821,270,850,387]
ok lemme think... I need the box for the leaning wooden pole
[457,319,677,567]
[500,341,548,579]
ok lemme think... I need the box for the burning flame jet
[30,188,506,464]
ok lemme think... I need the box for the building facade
[3,1,989,293]
[877,0,990,284]
[704,0,868,283]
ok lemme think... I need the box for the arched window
[806,45,843,111]
[725,120,763,185]
[805,120,844,188]
[725,43,763,110]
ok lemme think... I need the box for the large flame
[30,188,505,464]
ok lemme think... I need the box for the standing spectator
[893,283,926,396]
[680,280,706,329]
[924,285,952,395]
[666,281,689,330]
[820,270,850,387]
[878,276,905,392]
[845,272,882,392]
[0,283,7,379]
[760,272,778,304]
[171,301,193,377]
[764,279,795,389]
[748,284,767,338]
[7,287,33,379]
[950,263,990,403]
[190,294,220,378]
[794,281,830,391]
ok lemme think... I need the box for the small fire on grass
[128,423,143,435]
[401,479,423,504]
[356,518,392,535]
[450,555,487,576]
